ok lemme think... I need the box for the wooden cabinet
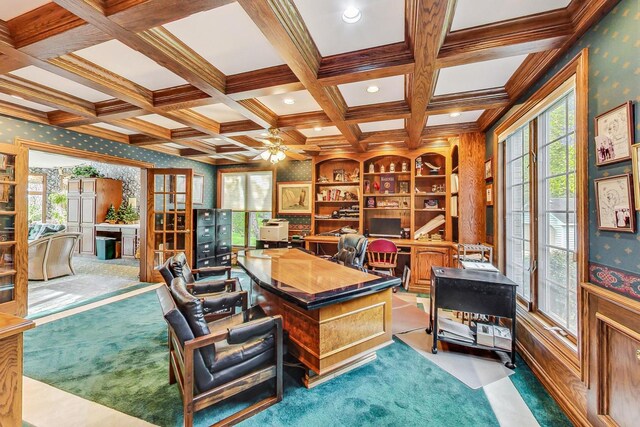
[411,246,449,292]
[121,228,137,257]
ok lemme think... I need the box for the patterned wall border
[589,263,640,301]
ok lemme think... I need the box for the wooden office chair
[157,280,283,427]
[366,239,398,276]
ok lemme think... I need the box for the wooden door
[0,141,27,316]
[145,169,192,283]
[412,246,450,291]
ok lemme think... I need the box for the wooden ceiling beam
[237,0,365,152]
[170,127,209,141]
[277,111,332,130]
[422,122,479,139]
[360,129,409,145]
[0,100,49,124]
[48,110,96,127]
[427,88,510,115]
[345,100,411,125]
[220,120,263,136]
[405,0,456,149]
[112,117,171,139]
[226,64,303,100]
[68,124,130,143]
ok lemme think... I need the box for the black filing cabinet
[193,209,232,276]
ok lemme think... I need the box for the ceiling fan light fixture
[260,150,271,160]
[342,6,361,23]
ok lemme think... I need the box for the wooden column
[0,314,34,426]
[458,132,486,243]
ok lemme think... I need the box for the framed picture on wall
[632,143,640,209]
[594,174,635,232]
[594,101,634,166]
[484,158,493,180]
[277,181,312,215]
[485,184,493,206]
[192,174,204,205]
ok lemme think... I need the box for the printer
[259,219,289,242]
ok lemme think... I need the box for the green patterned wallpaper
[0,115,216,208]
[486,0,640,299]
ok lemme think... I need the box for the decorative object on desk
[366,196,376,208]
[484,158,492,180]
[402,266,411,291]
[594,174,635,232]
[424,199,438,209]
[424,161,441,174]
[364,179,371,193]
[389,162,396,172]
[399,181,409,193]
[415,157,422,176]
[632,143,640,209]
[380,174,395,194]
[192,174,204,205]
[318,175,329,183]
[350,168,360,182]
[278,181,312,214]
[373,181,380,192]
[333,169,345,182]
[485,184,493,206]
[400,227,410,239]
[594,100,633,166]
[380,164,385,173]
[105,204,118,224]
[368,163,375,173]
[117,201,139,224]
[401,161,408,172]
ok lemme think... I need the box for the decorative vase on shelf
[416,157,423,176]
[380,165,385,173]
[389,162,396,172]
[369,163,375,173]
[401,161,408,172]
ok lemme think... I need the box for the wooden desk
[0,313,35,425]
[237,248,400,388]
[95,223,140,258]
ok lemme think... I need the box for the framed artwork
[632,144,640,209]
[594,174,635,232]
[594,101,633,166]
[333,169,345,182]
[277,181,312,215]
[485,184,493,206]
[484,158,493,180]
[192,174,204,205]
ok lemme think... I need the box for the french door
[145,169,192,283]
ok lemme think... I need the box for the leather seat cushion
[212,344,275,387]
[213,334,274,374]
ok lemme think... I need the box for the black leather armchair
[334,234,368,268]
[158,252,240,296]
[157,279,283,427]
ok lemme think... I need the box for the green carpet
[24,290,501,426]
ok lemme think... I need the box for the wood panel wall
[457,132,486,243]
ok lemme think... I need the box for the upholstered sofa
[28,232,82,281]
[28,223,66,241]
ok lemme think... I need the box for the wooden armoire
[67,178,122,255]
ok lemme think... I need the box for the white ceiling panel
[74,40,187,90]
[359,119,404,133]
[256,90,321,115]
[0,92,55,112]
[137,114,185,129]
[434,55,527,95]
[164,142,186,149]
[293,0,404,56]
[164,3,284,75]
[92,123,136,135]
[426,110,484,127]
[338,75,405,107]
[202,138,227,146]
[451,0,570,31]
[299,126,341,137]
[10,66,111,102]
[29,150,87,168]
[0,0,50,21]
[191,104,247,123]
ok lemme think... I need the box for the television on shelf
[369,218,402,238]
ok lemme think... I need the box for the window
[503,88,579,336]
[28,174,46,224]
[220,170,273,247]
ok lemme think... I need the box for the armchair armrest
[184,315,284,350]
[201,291,248,314]
[227,316,283,344]
[192,265,232,279]
[188,278,239,295]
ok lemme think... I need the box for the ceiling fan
[253,128,321,164]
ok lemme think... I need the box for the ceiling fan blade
[257,138,274,146]
[285,151,306,161]
[252,152,266,161]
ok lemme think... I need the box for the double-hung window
[503,86,579,336]
[220,170,273,247]
[28,174,46,224]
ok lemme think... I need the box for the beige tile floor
[23,286,540,427]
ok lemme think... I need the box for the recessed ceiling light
[283,98,295,105]
[449,112,461,117]
[366,85,379,93]
[260,132,269,137]
[11,95,23,100]
[342,6,362,23]
[213,137,222,141]
[313,126,323,132]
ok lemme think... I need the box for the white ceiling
[451,0,571,31]
[338,75,405,107]
[434,55,528,95]
[293,0,404,56]
[164,3,285,75]
[0,0,49,21]
[299,126,341,137]
[11,66,111,102]
[74,40,187,91]
[191,103,247,123]
[137,114,185,129]
[359,119,405,133]
[0,92,55,112]
[256,90,321,115]
[29,150,88,168]
[202,138,228,146]
[92,122,136,135]
[426,109,484,127]
[164,142,186,149]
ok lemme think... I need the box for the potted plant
[117,201,139,224]
[105,204,118,224]
[48,192,67,224]
[71,165,103,178]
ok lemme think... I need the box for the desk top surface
[432,266,517,286]
[304,234,454,247]
[237,248,400,310]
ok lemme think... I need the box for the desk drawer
[196,242,215,260]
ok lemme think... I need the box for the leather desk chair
[158,252,239,295]
[157,279,283,426]
[333,234,368,268]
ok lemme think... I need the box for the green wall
[0,115,217,208]
[485,0,640,300]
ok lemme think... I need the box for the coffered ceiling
[0,0,619,164]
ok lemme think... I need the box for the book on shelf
[451,195,458,217]
[451,173,459,193]
[380,174,396,194]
